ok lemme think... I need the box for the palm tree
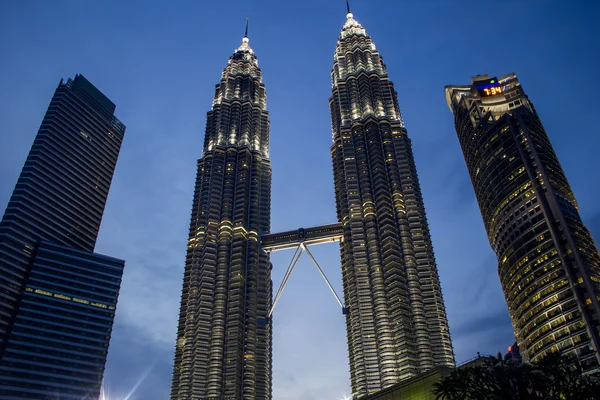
[433,352,600,400]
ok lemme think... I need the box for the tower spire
[237,17,252,52]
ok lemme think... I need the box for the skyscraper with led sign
[446,73,600,370]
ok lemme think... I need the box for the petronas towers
[171,6,454,400]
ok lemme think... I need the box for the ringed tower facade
[446,73,600,370]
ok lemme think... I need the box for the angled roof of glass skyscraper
[0,74,126,399]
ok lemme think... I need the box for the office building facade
[170,32,273,399]
[0,74,126,398]
[330,9,455,398]
[445,73,600,369]
[0,242,124,399]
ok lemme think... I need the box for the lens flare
[100,360,156,400]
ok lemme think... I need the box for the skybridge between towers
[260,223,349,320]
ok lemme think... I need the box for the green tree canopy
[433,352,600,400]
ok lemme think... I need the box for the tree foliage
[433,352,600,400]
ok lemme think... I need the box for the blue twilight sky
[1,1,600,399]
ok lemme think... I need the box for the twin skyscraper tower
[170,8,455,400]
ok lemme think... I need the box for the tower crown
[235,19,253,55]
[332,10,385,92]
[230,19,257,67]
[209,22,268,156]
[341,12,366,39]
[232,35,255,61]
[236,37,252,53]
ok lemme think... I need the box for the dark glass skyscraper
[329,10,454,398]
[171,32,273,399]
[0,74,125,398]
[445,73,600,370]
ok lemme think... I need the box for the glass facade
[0,74,126,397]
[446,73,600,370]
[330,12,454,399]
[170,35,273,399]
[0,241,123,399]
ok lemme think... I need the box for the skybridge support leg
[300,243,345,311]
[268,245,303,318]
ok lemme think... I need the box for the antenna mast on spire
[346,0,351,14]
[244,18,249,38]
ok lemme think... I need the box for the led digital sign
[482,86,503,96]
[475,77,503,97]
[26,286,115,310]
